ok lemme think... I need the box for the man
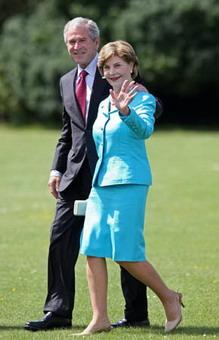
[24,17,159,332]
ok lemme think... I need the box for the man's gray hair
[63,17,100,43]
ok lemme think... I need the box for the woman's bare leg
[80,256,111,335]
[117,261,183,328]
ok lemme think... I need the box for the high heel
[164,293,185,333]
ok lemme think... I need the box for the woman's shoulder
[132,91,156,105]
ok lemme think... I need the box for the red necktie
[75,70,88,119]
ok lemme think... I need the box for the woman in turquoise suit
[78,40,184,335]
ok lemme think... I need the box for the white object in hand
[74,200,87,216]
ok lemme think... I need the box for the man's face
[66,25,99,68]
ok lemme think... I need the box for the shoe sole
[24,324,72,332]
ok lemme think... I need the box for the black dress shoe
[24,312,72,331]
[111,318,150,328]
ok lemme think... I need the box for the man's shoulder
[60,67,77,82]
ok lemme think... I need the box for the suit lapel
[63,68,110,130]
[86,69,110,130]
[64,68,85,128]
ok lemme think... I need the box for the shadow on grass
[149,324,219,335]
[0,324,218,336]
[0,324,86,331]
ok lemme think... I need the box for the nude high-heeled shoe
[164,293,185,333]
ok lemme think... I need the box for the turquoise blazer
[92,91,156,187]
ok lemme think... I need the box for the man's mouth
[72,50,86,56]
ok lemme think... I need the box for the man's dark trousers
[43,160,148,321]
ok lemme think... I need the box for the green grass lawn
[0,124,218,340]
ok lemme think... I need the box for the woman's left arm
[120,92,156,139]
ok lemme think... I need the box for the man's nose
[74,41,80,49]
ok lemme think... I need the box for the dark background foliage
[0,0,218,125]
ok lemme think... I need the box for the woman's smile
[102,55,133,91]
[109,75,121,81]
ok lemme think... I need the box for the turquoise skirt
[80,184,149,261]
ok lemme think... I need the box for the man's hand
[48,176,61,199]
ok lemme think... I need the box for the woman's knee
[116,260,128,268]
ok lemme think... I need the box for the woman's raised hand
[110,80,139,115]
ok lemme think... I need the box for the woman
[78,40,184,335]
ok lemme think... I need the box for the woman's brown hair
[98,40,139,79]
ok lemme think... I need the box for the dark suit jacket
[52,67,110,192]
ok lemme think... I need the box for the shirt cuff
[50,170,62,177]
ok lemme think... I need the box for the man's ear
[95,38,100,51]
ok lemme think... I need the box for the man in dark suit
[24,17,154,331]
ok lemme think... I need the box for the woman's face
[102,55,134,92]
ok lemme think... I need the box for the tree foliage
[0,0,218,124]
[0,1,72,123]
[113,0,219,95]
